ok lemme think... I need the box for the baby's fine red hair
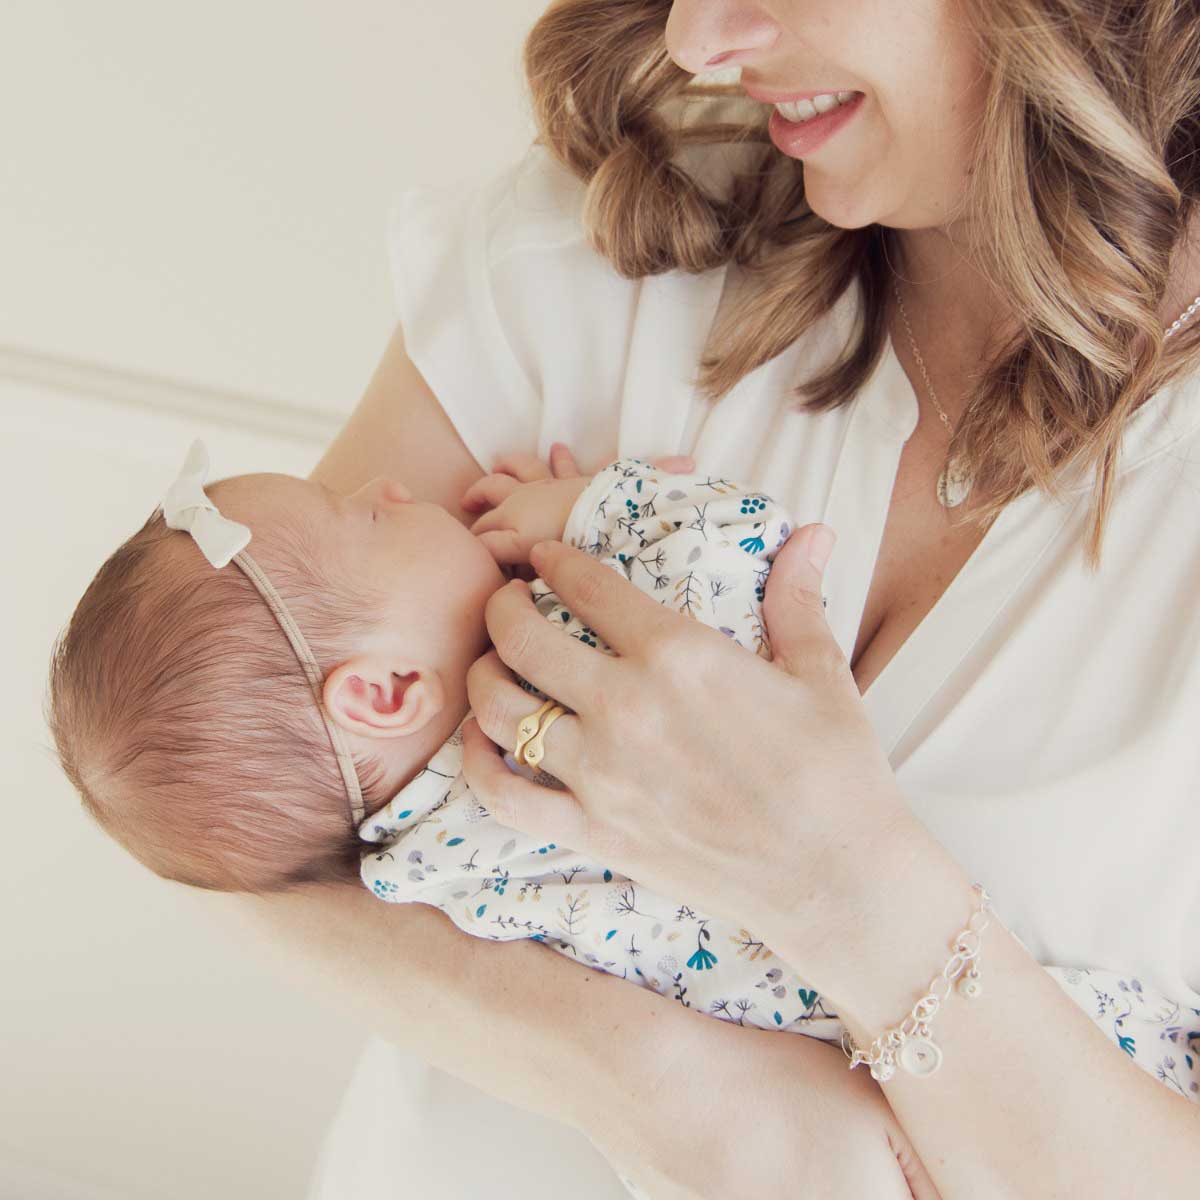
[46,479,388,893]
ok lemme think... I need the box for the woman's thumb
[762,523,837,674]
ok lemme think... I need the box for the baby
[47,442,1200,1100]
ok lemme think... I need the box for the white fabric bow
[161,440,251,568]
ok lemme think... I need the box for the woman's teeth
[774,91,859,124]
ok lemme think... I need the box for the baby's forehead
[210,472,331,526]
[194,474,340,571]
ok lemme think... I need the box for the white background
[1,2,549,1196]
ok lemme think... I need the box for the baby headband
[160,440,365,825]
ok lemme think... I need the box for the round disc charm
[898,1036,944,1077]
[937,459,973,509]
[956,974,983,999]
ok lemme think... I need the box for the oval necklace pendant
[937,458,973,509]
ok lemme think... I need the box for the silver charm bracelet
[841,883,993,1081]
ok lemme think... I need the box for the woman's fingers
[489,451,553,483]
[469,448,695,509]
[465,648,586,783]
[649,454,695,473]
[548,442,583,478]
[460,715,590,846]
[550,445,696,479]
[461,473,520,513]
[526,540,681,659]
[483,580,609,712]
[760,523,840,681]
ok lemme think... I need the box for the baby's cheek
[432,507,508,597]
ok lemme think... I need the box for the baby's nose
[379,479,413,504]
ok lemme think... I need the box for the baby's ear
[322,655,445,740]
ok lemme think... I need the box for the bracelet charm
[898,1033,942,1076]
[842,883,992,1081]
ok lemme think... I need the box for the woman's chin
[803,177,883,233]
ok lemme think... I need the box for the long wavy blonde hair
[523,0,1200,568]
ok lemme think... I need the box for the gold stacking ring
[514,699,569,768]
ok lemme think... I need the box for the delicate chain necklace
[889,272,1200,509]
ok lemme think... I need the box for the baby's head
[47,451,504,893]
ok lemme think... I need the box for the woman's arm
[813,835,1200,1200]
[228,883,934,1199]
[228,880,667,1131]
[310,322,485,525]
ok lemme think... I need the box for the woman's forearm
[805,825,1200,1199]
[225,883,680,1134]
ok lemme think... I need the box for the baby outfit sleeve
[1043,966,1200,1102]
[559,455,796,659]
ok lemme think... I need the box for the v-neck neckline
[829,331,1079,760]
[674,271,1199,760]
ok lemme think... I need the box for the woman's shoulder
[387,144,599,286]
[383,144,731,472]
[485,143,593,262]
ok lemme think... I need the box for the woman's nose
[664,0,777,76]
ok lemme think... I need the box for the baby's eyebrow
[314,482,342,514]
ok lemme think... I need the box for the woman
[239,1,1200,1196]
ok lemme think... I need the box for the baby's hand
[461,444,696,567]
[465,475,593,567]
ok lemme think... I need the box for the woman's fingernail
[530,541,548,569]
[807,525,836,572]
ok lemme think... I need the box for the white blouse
[309,143,1200,1199]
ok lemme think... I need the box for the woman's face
[664,0,990,237]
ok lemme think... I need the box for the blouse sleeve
[385,145,652,474]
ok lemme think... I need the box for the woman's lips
[766,93,865,158]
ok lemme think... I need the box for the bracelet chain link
[840,882,992,1081]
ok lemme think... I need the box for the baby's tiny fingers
[461,473,520,512]
[476,528,531,566]
[469,508,500,535]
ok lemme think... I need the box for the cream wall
[1,2,546,1196]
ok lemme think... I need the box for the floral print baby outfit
[360,457,1200,1108]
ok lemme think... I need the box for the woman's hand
[459,520,923,994]
[590,1013,941,1200]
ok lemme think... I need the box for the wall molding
[0,342,342,446]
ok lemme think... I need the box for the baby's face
[215,471,506,664]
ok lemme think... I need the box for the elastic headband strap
[159,439,365,828]
[232,550,366,826]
